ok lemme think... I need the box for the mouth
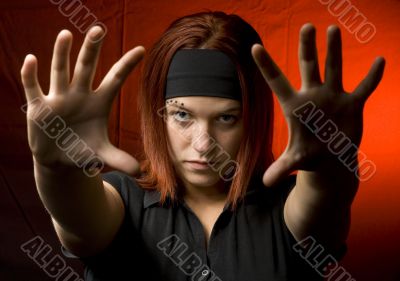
[184,160,216,170]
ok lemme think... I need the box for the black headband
[165,49,242,101]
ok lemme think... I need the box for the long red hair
[136,11,274,209]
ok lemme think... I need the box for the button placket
[184,206,208,264]
[206,210,230,262]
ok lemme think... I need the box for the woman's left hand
[251,23,385,187]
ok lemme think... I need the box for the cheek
[166,123,190,157]
[219,128,244,157]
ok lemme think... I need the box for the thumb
[263,153,295,187]
[98,144,141,176]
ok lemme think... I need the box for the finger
[97,144,141,176]
[21,54,44,102]
[353,57,385,102]
[299,23,321,89]
[71,26,105,90]
[252,44,294,102]
[324,25,343,91]
[49,30,73,94]
[262,154,295,187]
[96,46,145,97]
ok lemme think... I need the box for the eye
[171,110,191,122]
[218,114,237,124]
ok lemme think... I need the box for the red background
[0,0,399,280]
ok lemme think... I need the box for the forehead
[165,96,241,112]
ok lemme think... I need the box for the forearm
[33,158,119,242]
[285,162,359,249]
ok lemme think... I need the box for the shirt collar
[143,189,162,208]
[143,182,265,209]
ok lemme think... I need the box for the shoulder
[101,170,149,214]
[102,170,143,192]
[250,174,297,204]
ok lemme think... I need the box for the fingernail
[89,26,104,41]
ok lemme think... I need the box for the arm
[285,165,358,249]
[252,23,385,249]
[21,26,144,257]
[34,160,124,257]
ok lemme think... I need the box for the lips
[184,160,215,170]
[186,160,215,164]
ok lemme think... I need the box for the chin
[181,172,222,188]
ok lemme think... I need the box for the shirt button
[201,269,209,276]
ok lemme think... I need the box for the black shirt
[62,171,341,281]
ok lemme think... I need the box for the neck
[180,180,229,206]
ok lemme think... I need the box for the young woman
[21,11,384,281]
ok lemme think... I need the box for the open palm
[21,26,144,175]
[251,23,385,187]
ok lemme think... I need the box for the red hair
[136,10,274,209]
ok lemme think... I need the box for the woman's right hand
[21,26,144,175]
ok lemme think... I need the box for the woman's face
[165,96,243,190]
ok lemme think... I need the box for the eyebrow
[167,103,242,113]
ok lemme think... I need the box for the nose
[191,122,215,154]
